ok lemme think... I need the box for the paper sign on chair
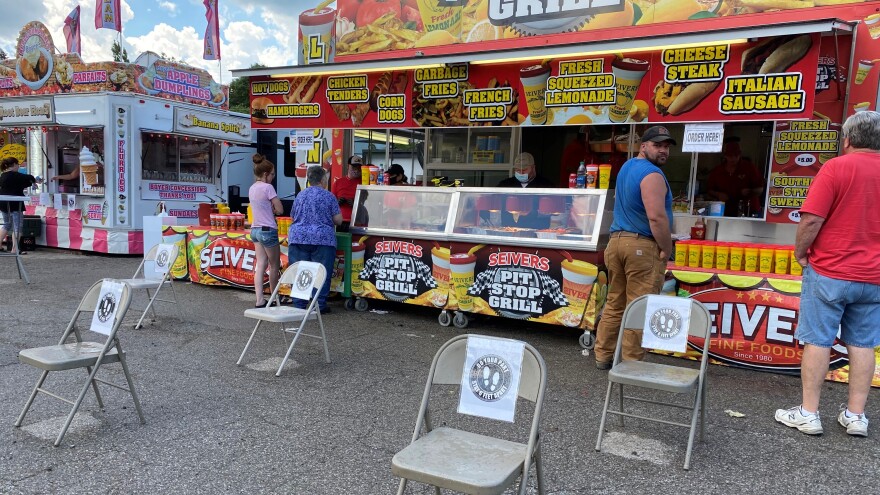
[152,244,175,275]
[641,295,692,353]
[458,336,525,422]
[288,261,322,300]
[89,280,125,336]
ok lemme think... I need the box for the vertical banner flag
[203,0,221,60]
[95,0,122,31]
[64,5,82,55]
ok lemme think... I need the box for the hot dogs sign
[249,34,820,129]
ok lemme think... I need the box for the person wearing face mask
[386,163,408,185]
[496,152,553,229]
[593,126,675,370]
[497,152,553,189]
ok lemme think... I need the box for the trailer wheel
[354,298,369,312]
[579,331,595,350]
[438,311,452,327]
[344,298,355,311]
[452,312,469,329]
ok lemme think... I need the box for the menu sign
[173,108,250,142]
[250,34,820,129]
[767,119,838,224]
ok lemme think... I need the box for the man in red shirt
[706,139,764,216]
[559,126,595,186]
[775,111,880,437]
[332,154,362,232]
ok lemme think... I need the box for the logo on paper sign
[96,293,117,323]
[649,307,683,339]
[469,354,512,402]
[156,250,170,269]
[296,269,314,292]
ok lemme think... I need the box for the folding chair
[595,295,712,470]
[118,243,181,329]
[237,261,330,377]
[392,334,547,495]
[14,279,146,447]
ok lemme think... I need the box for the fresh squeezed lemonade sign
[545,59,616,108]
[767,119,838,223]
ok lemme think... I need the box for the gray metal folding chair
[14,279,146,446]
[392,334,547,495]
[237,261,330,377]
[595,295,712,470]
[118,243,181,329]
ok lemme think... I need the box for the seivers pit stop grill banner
[353,237,608,330]
[667,268,880,387]
[250,34,821,129]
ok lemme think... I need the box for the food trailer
[232,0,880,383]
[0,21,248,254]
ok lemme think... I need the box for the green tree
[229,63,265,114]
[112,40,129,63]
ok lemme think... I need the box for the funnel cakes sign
[0,23,228,110]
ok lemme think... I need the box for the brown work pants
[594,234,667,363]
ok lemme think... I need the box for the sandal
[255,301,269,308]
[279,296,294,305]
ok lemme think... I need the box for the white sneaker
[775,406,823,435]
[838,405,869,437]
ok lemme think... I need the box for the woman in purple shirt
[288,166,342,313]
[249,154,283,307]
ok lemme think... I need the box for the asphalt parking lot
[1,249,877,494]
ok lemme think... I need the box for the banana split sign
[173,108,251,143]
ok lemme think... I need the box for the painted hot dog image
[740,34,813,75]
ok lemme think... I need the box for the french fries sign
[249,34,820,129]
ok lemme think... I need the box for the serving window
[141,133,215,183]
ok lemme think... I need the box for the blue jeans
[796,266,880,348]
[288,243,336,310]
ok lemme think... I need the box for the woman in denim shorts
[248,154,283,307]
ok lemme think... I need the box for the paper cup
[350,243,366,294]
[609,58,650,123]
[855,60,874,85]
[298,8,336,65]
[520,64,552,125]
[560,259,598,327]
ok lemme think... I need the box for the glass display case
[351,186,456,238]
[351,186,612,251]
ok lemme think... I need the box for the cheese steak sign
[685,287,847,372]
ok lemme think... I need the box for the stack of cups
[701,241,716,269]
[758,244,776,274]
[715,242,730,270]
[774,246,790,275]
[687,240,702,268]
[789,247,802,276]
[674,240,688,266]
[729,243,745,271]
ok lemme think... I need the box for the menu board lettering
[662,45,728,83]
[251,80,290,95]
[326,75,369,103]
[720,74,804,114]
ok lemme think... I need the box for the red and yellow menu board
[0,21,228,109]
[301,0,878,61]
[250,34,821,129]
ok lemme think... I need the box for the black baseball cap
[348,155,363,166]
[641,126,676,145]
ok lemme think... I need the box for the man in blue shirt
[594,126,675,370]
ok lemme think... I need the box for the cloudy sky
[0,0,314,83]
